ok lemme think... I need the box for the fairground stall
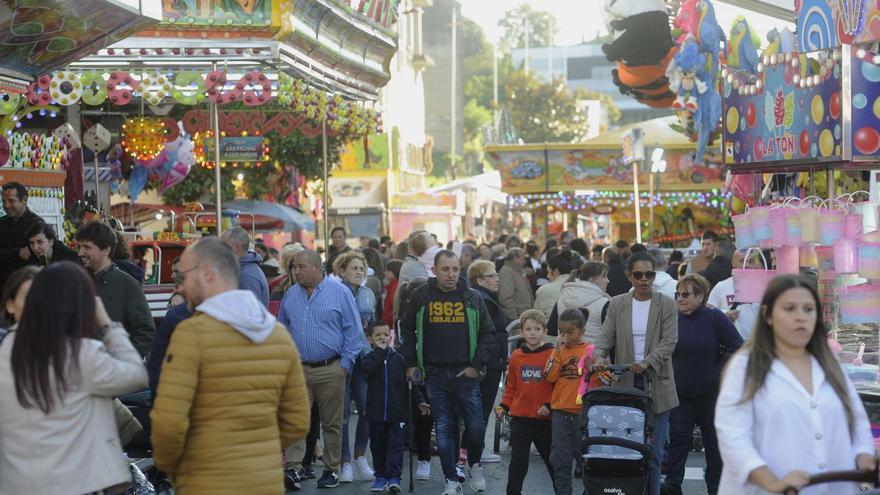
[485,116,730,247]
[0,0,162,239]
[720,0,880,445]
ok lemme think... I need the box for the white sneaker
[468,463,486,492]
[442,479,463,495]
[354,456,374,480]
[339,462,354,483]
[455,463,466,482]
[416,460,431,481]
[480,450,501,463]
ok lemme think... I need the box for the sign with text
[219,136,264,162]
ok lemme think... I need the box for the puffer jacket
[557,279,610,343]
[150,290,310,494]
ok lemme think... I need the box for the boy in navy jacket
[362,320,409,493]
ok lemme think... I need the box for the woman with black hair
[0,262,148,495]
[1,265,39,329]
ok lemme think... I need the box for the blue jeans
[649,410,671,495]
[342,359,370,462]
[425,366,485,481]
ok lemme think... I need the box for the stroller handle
[781,468,879,495]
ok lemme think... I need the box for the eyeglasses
[173,264,200,285]
[674,291,692,299]
[631,271,656,280]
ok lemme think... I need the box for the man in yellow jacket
[151,237,310,494]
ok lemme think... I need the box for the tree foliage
[505,70,620,143]
[497,4,558,52]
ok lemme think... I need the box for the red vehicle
[688,163,724,183]
[131,238,191,327]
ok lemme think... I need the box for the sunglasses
[674,291,692,299]
[631,271,656,280]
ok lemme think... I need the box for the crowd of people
[0,178,876,495]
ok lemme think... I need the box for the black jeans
[369,421,406,480]
[302,402,320,467]
[666,393,722,494]
[461,367,503,454]
[507,417,554,495]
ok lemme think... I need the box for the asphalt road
[290,413,710,495]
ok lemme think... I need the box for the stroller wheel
[493,419,502,453]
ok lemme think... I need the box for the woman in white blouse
[715,275,875,495]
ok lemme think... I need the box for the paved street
[290,413,710,495]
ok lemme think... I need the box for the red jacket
[500,343,554,420]
[383,278,399,327]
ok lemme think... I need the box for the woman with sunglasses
[665,274,743,495]
[593,251,679,495]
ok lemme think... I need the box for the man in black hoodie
[700,239,734,291]
[402,250,495,494]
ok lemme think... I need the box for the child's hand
[537,405,551,417]
[418,402,431,416]
[495,406,505,420]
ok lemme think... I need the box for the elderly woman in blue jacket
[665,273,743,495]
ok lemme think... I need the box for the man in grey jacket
[593,251,678,495]
[497,248,533,321]
[221,227,270,308]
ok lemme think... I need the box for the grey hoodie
[196,290,277,343]
[238,251,270,308]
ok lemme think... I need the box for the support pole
[649,171,655,245]
[633,162,642,244]
[211,60,223,235]
[450,5,457,179]
[322,116,330,254]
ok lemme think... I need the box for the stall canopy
[579,116,695,150]
[224,200,315,232]
[0,0,162,87]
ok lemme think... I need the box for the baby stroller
[581,365,654,495]
[493,319,522,453]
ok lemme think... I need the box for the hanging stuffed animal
[763,27,796,57]
[727,17,761,74]
[602,0,674,67]
[673,0,699,44]
[669,39,708,112]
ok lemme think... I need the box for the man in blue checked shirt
[278,249,365,490]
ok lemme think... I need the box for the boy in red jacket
[498,309,555,495]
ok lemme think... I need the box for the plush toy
[696,0,725,72]
[602,0,674,67]
[673,0,699,43]
[669,39,708,112]
[763,27,796,57]
[575,344,610,405]
[612,47,677,108]
[727,17,761,74]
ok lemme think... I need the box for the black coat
[0,208,43,288]
[361,346,408,422]
[475,285,509,371]
[606,262,632,297]
[700,255,732,290]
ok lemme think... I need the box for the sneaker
[354,456,375,480]
[455,463,466,483]
[468,463,486,492]
[442,479,464,495]
[479,450,501,464]
[387,477,401,493]
[299,465,316,479]
[339,462,354,483]
[370,477,387,492]
[416,460,431,481]
[284,468,302,491]
[317,470,340,489]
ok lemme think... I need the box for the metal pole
[633,162,642,244]
[649,171,655,244]
[450,5,457,179]
[211,61,222,235]
[492,41,498,110]
[547,18,553,80]
[524,17,530,74]
[322,116,330,254]
[826,168,835,202]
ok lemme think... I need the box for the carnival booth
[720,0,880,444]
[486,116,730,246]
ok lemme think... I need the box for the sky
[459,0,796,49]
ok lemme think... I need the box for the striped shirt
[278,277,365,370]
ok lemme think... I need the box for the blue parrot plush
[727,17,760,74]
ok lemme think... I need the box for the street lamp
[649,148,666,244]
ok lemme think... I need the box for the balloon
[861,61,880,82]
[854,127,880,154]
[829,92,841,119]
[158,160,191,193]
[128,165,150,202]
[819,129,835,157]
[726,107,739,134]
[746,103,757,128]
[138,149,168,169]
[874,96,880,120]
[799,130,810,156]
[811,95,824,125]
[854,93,868,109]
[753,138,764,160]
[176,138,196,167]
